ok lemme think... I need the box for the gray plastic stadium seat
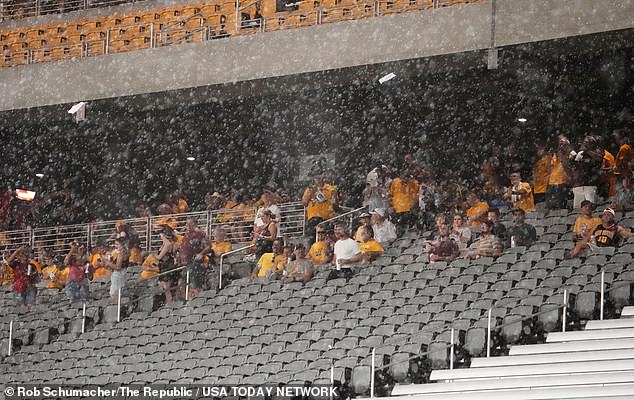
[609,279,632,310]
[351,365,371,394]
[390,352,412,382]
[538,302,561,332]
[501,313,525,343]
[464,327,486,357]
[428,341,450,369]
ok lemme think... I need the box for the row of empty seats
[0,0,480,67]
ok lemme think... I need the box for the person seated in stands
[417,174,440,230]
[330,222,362,280]
[205,192,225,212]
[140,253,160,280]
[508,208,537,248]
[302,172,338,241]
[389,170,420,235]
[136,202,153,218]
[465,192,489,227]
[108,237,130,302]
[155,227,179,302]
[450,213,471,251]
[281,243,314,284]
[370,208,397,245]
[403,153,427,182]
[596,138,617,199]
[611,131,634,211]
[113,221,143,265]
[612,175,634,212]
[569,135,604,208]
[64,242,92,302]
[487,207,508,246]
[354,212,372,242]
[357,226,384,262]
[178,219,209,298]
[154,203,178,230]
[426,222,459,262]
[254,210,278,260]
[251,239,285,280]
[211,226,233,256]
[254,189,281,241]
[465,220,503,260]
[168,192,189,214]
[572,200,602,242]
[7,246,39,311]
[364,164,391,213]
[533,145,552,205]
[178,218,208,267]
[504,171,535,212]
[42,255,68,290]
[569,208,634,258]
[545,137,571,209]
[90,241,111,280]
[306,225,333,267]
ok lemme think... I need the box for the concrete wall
[0,0,632,111]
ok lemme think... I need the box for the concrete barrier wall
[0,0,632,111]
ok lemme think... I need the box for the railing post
[81,303,86,334]
[28,226,35,248]
[117,289,121,323]
[87,223,92,248]
[219,254,224,289]
[450,327,454,369]
[235,0,240,32]
[600,270,605,320]
[302,206,306,237]
[185,269,190,301]
[105,29,110,54]
[145,217,151,252]
[8,320,13,356]
[206,211,212,239]
[370,347,375,398]
[562,289,567,333]
[486,308,491,358]
[330,364,334,391]
[35,0,40,16]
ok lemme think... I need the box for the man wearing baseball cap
[572,200,601,242]
[570,207,634,257]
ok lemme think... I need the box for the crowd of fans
[1,131,633,311]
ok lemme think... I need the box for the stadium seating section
[1,207,633,394]
[0,0,479,68]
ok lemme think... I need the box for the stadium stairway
[387,305,634,399]
[1,209,633,394]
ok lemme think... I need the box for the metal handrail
[159,13,205,32]
[315,205,367,241]
[218,244,254,289]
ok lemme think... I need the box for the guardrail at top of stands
[0,201,305,256]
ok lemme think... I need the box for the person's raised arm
[6,246,24,264]
[64,244,77,265]
[156,242,171,261]
[301,187,313,207]
[617,226,634,240]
